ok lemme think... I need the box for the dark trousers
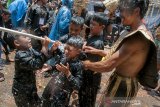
[79,72,101,107]
[12,82,41,107]
[0,38,9,55]
[42,77,69,107]
[0,33,15,55]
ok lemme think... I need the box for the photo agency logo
[105,97,141,107]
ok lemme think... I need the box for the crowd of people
[0,0,160,107]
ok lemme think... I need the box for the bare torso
[115,32,151,77]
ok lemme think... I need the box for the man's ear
[14,40,20,47]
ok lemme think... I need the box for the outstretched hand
[41,36,51,56]
[83,46,99,55]
[42,36,51,47]
[50,41,62,52]
[56,63,71,77]
[82,60,90,70]
[38,64,52,74]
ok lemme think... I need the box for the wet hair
[119,0,149,18]
[71,16,84,28]
[93,1,106,12]
[91,12,108,26]
[66,36,84,49]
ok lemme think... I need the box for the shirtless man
[83,0,157,106]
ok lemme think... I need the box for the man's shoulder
[15,50,33,59]
[87,36,104,47]
[70,60,83,72]
[119,31,152,54]
[125,25,154,42]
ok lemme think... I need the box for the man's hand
[83,46,99,54]
[82,60,90,70]
[42,36,51,47]
[40,25,48,31]
[50,41,62,52]
[41,36,51,56]
[38,64,52,74]
[56,63,71,78]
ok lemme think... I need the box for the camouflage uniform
[42,49,84,107]
[12,48,48,107]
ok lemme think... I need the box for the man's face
[1,14,9,21]
[64,44,80,60]
[69,23,82,36]
[120,8,135,26]
[51,2,56,9]
[90,20,104,35]
[15,30,32,50]
[17,36,32,50]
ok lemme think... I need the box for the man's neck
[130,19,143,31]
[91,31,103,37]
[17,47,30,51]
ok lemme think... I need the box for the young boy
[59,16,84,43]
[79,13,105,107]
[12,29,50,107]
[41,36,84,107]
[43,16,84,77]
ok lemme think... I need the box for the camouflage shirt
[13,48,47,85]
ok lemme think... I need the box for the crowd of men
[0,0,160,107]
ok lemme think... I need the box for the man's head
[69,16,84,36]
[90,13,107,36]
[65,36,84,60]
[50,1,58,9]
[94,1,106,13]
[14,29,32,50]
[1,9,10,22]
[119,0,149,26]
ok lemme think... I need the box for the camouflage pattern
[42,57,83,107]
[12,48,47,107]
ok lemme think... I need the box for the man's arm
[83,35,148,72]
[83,46,107,57]
[17,50,47,71]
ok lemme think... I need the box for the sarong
[99,72,139,107]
